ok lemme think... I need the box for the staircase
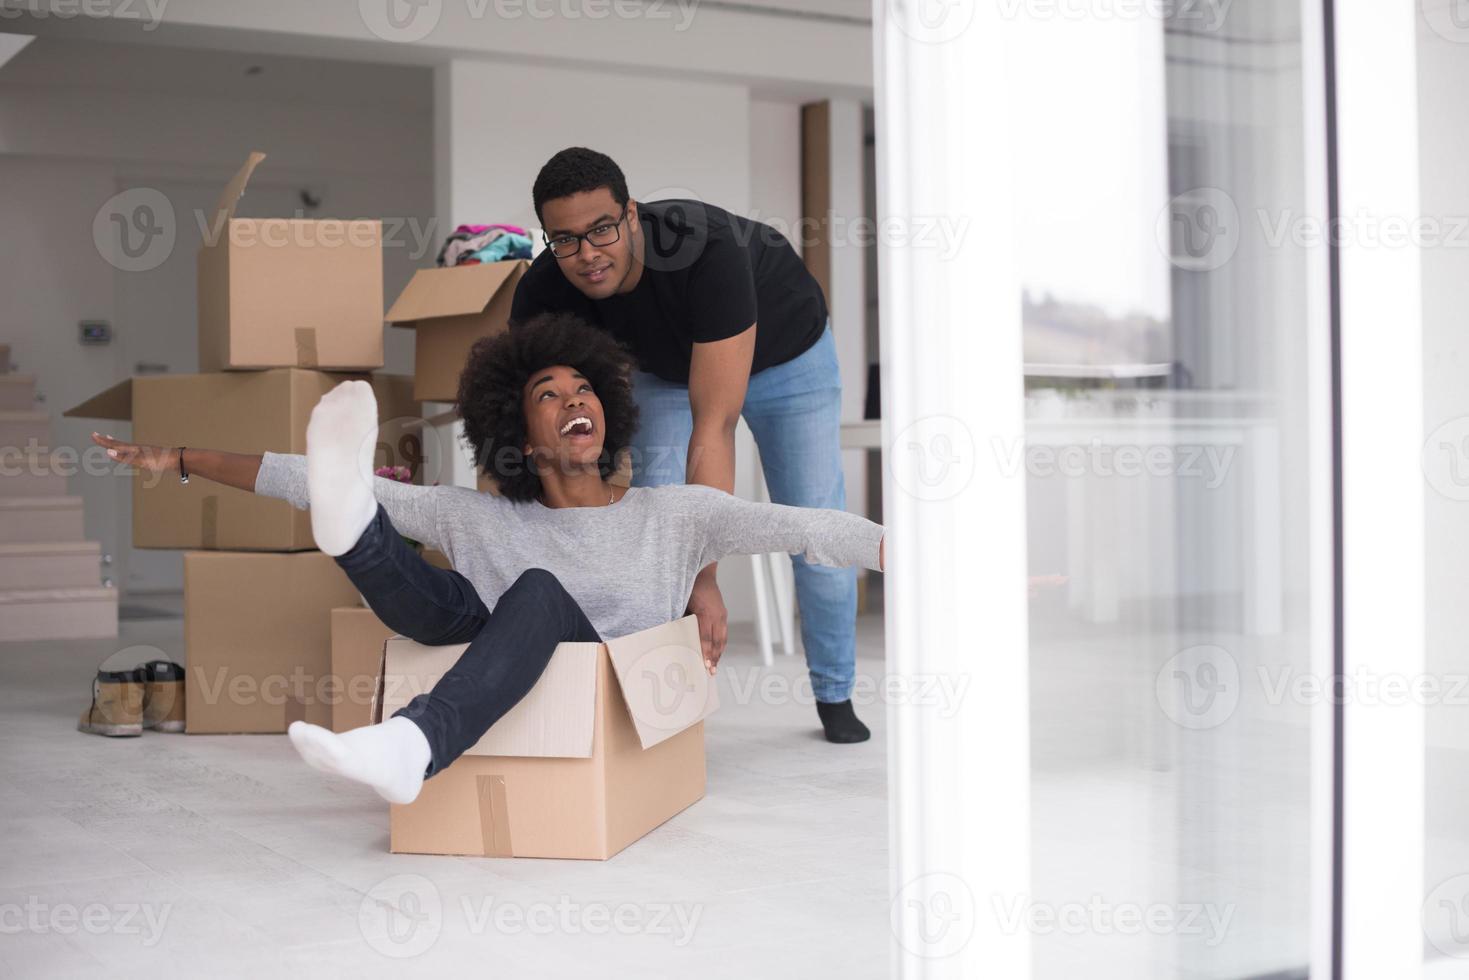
[0,351,118,642]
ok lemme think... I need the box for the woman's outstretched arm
[93,433,263,490]
[690,485,886,573]
[89,433,448,551]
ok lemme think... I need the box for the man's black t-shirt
[510,200,828,384]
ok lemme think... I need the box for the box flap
[210,151,267,226]
[604,615,719,750]
[63,378,133,421]
[385,261,526,325]
[379,635,600,758]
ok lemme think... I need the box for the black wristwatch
[179,447,189,485]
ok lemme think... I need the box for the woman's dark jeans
[334,505,601,778]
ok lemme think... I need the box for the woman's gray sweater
[255,452,884,640]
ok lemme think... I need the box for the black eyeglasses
[544,208,627,259]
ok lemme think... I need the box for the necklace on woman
[538,486,617,507]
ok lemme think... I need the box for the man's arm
[683,323,757,672]
[686,323,756,492]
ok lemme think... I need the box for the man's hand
[687,565,728,674]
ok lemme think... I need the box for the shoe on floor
[141,659,186,733]
[816,699,871,744]
[77,666,145,737]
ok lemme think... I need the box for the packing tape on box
[201,495,218,549]
[475,774,513,857]
[294,327,319,368]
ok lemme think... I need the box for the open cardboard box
[374,614,717,860]
[386,260,528,402]
[66,370,417,550]
[198,151,384,372]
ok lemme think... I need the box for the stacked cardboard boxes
[66,152,417,732]
[0,363,118,642]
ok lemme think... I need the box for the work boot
[77,666,145,737]
[141,660,186,733]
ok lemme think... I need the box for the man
[509,146,868,744]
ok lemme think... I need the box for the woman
[93,313,885,805]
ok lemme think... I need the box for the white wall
[435,59,751,230]
[749,98,803,239]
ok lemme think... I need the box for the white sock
[287,716,432,804]
[306,379,379,557]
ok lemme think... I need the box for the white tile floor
[0,605,891,979]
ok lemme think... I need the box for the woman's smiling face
[521,364,607,474]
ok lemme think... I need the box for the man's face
[521,364,606,476]
[540,188,638,301]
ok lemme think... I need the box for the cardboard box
[184,550,360,734]
[330,605,394,733]
[375,614,717,860]
[198,152,383,372]
[386,260,528,402]
[66,370,417,550]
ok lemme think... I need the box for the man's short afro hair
[456,312,640,503]
[532,147,630,225]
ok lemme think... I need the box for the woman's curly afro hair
[456,312,640,503]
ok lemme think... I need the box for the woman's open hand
[91,432,177,475]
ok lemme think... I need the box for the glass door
[875,0,1338,976]
[1017,3,1321,977]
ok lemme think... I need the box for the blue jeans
[627,325,858,703]
[334,505,601,777]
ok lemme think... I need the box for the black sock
[816,699,870,744]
